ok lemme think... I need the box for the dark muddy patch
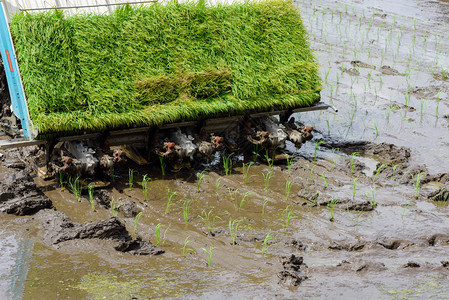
[377,239,412,250]
[343,158,366,176]
[114,236,164,256]
[411,85,444,100]
[424,173,449,185]
[118,199,142,218]
[403,261,420,268]
[298,187,374,211]
[93,190,113,208]
[379,65,401,76]
[0,197,53,216]
[284,238,307,251]
[428,234,449,247]
[427,187,449,202]
[39,210,131,245]
[0,164,53,216]
[324,141,411,165]
[350,60,376,70]
[278,255,308,286]
[336,259,387,272]
[329,241,366,251]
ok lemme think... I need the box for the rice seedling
[306,164,315,181]
[324,68,331,83]
[356,211,365,231]
[142,174,151,201]
[264,151,274,170]
[242,162,255,184]
[365,187,376,207]
[373,122,379,138]
[441,66,448,79]
[261,230,274,255]
[262,171,273,195]
[353,178,358,201]
[166,190,177,215]
[414,172,425,199]
[372,164,387,183]
[181,236,196,257]
[309,191,319,208]
[198,209,221,236]
[229,219,242,245]
[286,157,298,175]
[128,168,134,190]
[279,205,294,230]
[398,170,411,185]
[228,188,239,208]
[321,172,328,188]
[331,148,340,170]
[262,199,269,219]
[285,180,293,201]
[68,176,81,202]
[239,191,252,209]
[252,144,262,162]
[391,164,401,189]
[404,93,410,106]
[88,184,95,211]
[314,140,326,161]
[350,152,360,175]
[402,199,410,217]
[202,246,216,266]
[109,198,118,217]
[196,171,208,193]
[134,212,143,234]
[436,91,442,118]
[159,157,166,176]
[59,171,65,190]
[223,153,233,176]
[182,199,193,223]
[420,100,425,118]
[328,197,339,222]
[215,178,222,199]
[155,223,165,246]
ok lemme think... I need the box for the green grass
[11,1,321,136]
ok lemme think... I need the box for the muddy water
[1,0,449,298]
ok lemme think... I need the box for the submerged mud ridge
[39,210,131,245]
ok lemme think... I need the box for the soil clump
[114,236,165,256]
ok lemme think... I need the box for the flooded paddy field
[1,0,449,298]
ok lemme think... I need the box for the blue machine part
[0,2,35,140]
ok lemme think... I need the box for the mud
[336,259,387,273]
[39,210,131,245]
[0,148,53,215]
[1,0,449,299]
[114,237,164,256]
[278,255,308,286]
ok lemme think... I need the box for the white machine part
[262,117,288,146]
[170,128,197,159]
[64,141,98,176]
[1,0,249,23]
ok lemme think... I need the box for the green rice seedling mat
[10,0,321,136]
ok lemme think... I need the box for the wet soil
[2,0,449,299]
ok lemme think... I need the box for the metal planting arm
[0,2,35,140]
